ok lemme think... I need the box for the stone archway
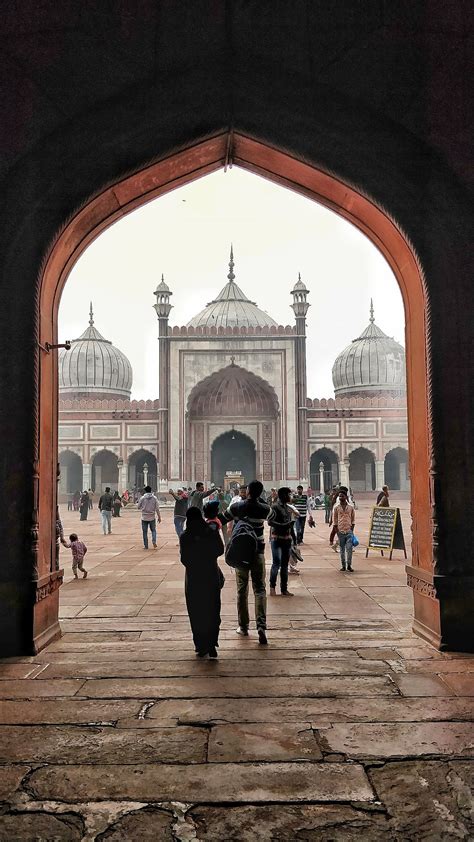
[91,449,118,494]
[310,448,339,493]
[128,449,158,492]
[349,447,376,492]
[211,431,256,488]
[58,450,83,501]
[385,447,410,492]
[30,135,441,652]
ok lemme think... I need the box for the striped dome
[332,302,406,397]
[59,307,132,399]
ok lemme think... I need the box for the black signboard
[366,507,407,559]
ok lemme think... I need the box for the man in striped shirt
[221,479,270,645]
[292,485,313,544]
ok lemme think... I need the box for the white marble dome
[187,247,277,329]
[59,307,132,399]
[332,303,406,396]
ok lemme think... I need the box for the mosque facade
[58,251,409,498]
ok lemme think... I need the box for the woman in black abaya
[179,506,224,659]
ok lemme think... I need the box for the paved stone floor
[1,500,473,840]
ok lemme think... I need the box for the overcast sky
[59,167,405,399]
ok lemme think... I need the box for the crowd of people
[59,477,393,659]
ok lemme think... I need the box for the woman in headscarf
[179,506,224,659]
[79,491,89,521]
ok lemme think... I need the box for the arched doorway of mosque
[309,448,339,493]
[128,449,158,492]
[34,134,438,655]
[58,450,83,502]
[211,431,256,488]
[91,449,119,493]
[349,447,376,492]
[385,446,410,491]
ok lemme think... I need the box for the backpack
[225,519,258,569]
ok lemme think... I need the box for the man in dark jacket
[268,487,295,596]
[188,482,208,511]
[221,479,270,644]
[98,486,114,535]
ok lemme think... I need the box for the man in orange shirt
[332,488,355,572]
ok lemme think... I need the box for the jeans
[101,510,112,534]
[235,551,267,630]
[295,516,306,543]
[142,519,157,548]
[174,516,185,538]
[270,539,291,593]
[325,507,331,523]
[338,531,353,568]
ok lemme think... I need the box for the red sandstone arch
[38,132,432,650]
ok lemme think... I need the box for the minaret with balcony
[154,276,173,485]
[291,274,310,483]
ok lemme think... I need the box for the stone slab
[147,696,474,726]
[81,675,397,699]
[368,761,474,839]
[393,674,453,697]
[0,812,84,841]
[208,723,322,762]
[28,762,374,803]
[321,722,474,758]
[0,725,207,764]
[37,658,390,679]
[0,699,142,724]
[94,808,173,840]
[187,805,390,841]
[440,673,474,695]
[0,679,84,698]
[0,765,29,799]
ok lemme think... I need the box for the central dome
[188,364,279,418]
[187,247,278,329]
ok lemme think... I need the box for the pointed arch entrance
[211,431,256,488]
[30,134,439,653]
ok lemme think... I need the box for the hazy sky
[59,167,405,399]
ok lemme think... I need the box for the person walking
[112,491,122,517]
[169,488,188,539]
[292,485,313,544]
[138,485,161,549]
[324,491,332,523]
[79,490,89,521]
[179,507,224,659]
[268,487,295,596]
[88,489,94,510]
[63,532,88,579]
[376,485,390,507]
[221,479,270,645]
[332,488,355,571]
[188,481,208,511]
[98,486,114,535]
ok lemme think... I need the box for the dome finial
[370,298,375,323]
[227,244,235,282]
[89,302,94,326]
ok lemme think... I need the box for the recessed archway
[349,446,376,493]
[385,446,410,492]
[58,450,83,502]
[211,430,257,488]
[310,448,340,492]
[37,133,434,651]
[91,449,118,494]
[128,449,158,492]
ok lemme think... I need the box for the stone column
[154,277,172,484]
[375,460,385,490]
[119,462,128,492]
[82,463,91,491]
[339,460,349,487]
[291,276,310,481]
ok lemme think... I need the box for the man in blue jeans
[332,487,355,571]
[138,485,161,549]
[268,487,294,596]
[169,488,188,540]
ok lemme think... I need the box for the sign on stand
[366,507,407,560]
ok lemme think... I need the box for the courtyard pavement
[0,500,473,840]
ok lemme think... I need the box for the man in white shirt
[138,485,161,549]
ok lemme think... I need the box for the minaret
[291,274,310,483]
[153,276,173,485]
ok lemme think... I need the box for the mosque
[58,250,409,498]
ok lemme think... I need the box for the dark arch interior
[385,447,409,491]
[211,431,256,487]
[349,447,376,492]
[91,450,118,493]
[310,448,340,492]
[59,450,83,498]
[128,449,158,491]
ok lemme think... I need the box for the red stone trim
[34,570,64,603]
[406,571,437,600]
